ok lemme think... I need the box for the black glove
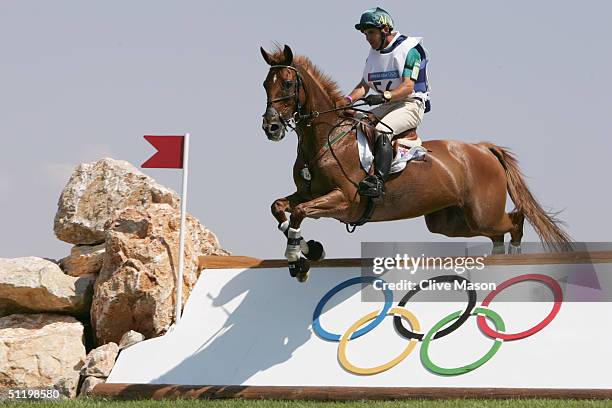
[364,94,386,106]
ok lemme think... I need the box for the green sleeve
[402,48,422,79]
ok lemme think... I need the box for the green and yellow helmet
[354,7,394,31]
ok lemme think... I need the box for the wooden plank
[484,250,612,266]
[199,251,612,270]
[92,383,612,400]
[199,256,364,270]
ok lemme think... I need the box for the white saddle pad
[357,127,427,174]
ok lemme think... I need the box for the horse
[261,45,570,282]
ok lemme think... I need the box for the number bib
[363,33,422,93]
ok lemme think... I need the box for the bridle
[265,65,309,131]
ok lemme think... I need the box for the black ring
[393,274,477,341]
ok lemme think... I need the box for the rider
[343,7,431,201]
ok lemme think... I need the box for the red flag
[142,135,185,168]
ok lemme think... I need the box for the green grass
[3,399,612,408]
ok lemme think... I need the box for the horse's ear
[283,45,293,65]
[260,47,274,66]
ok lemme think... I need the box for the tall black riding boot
[358,132,393,202]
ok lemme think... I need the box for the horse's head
[260,45,306,142]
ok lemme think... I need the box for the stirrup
[358,176,385,198]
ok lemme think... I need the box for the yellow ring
[338,307,420,375]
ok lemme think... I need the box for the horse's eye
[282,80,294,90]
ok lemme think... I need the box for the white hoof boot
[300,239,310,254]
[278,220,290,233]
[285,227,302,262]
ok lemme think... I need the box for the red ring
[477,274,562,341]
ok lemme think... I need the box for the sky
[1,1,610,260]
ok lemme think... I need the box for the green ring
[420,307,505,376]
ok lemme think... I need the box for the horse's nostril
[270,123,280,132]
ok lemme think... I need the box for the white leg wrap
[285,227,302,262]
[278,220,290,233]
[287,227,301,239]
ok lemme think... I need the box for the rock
[91,204,228,345]
[60,244,105,277]
[80,343,119,378]
[54,158,179,245]
[0,257,95,316]
[118,330,145,350]
[0,314,85,398]
[78,376,105,397]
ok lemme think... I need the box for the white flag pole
[175,133,190,325]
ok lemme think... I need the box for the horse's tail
[484,143,572,249]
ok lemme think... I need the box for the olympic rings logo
[312,274,563,376]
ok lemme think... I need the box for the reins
[266,64,394,134]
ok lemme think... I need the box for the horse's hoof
[288,260,297,277]
[304,240,325,261]
[509,243,522,254]
[289,257,310,279]
[296,271,309,283]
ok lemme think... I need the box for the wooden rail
[92,383,612,400]
[199,251,612,270]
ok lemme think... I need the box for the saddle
[354,112,422,157]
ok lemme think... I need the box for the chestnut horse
[261,45,570,282]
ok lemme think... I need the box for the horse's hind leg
[461,144,527,253]
[485,213,524,254]
[463,203,524,254]
[508,211,525,253]
[490,235,506,254]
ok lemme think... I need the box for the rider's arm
[347,79,369,101]
[385,48,420,102]
[386,77,415,102]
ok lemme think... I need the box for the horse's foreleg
[271,192,325,263]
[284,189,349,262]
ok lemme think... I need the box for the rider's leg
[374,98,425,136]
[358,132,393,201]
[359,98,426,201]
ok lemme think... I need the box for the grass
[3,399,612,408]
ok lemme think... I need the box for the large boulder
[0,314,86,399]
[54,158,179,245]
[59,244,105,277]
[91,204,228,345]
[0,257,95,317]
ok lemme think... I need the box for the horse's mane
[269,46,344,106]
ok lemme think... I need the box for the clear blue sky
[1,1,610,260]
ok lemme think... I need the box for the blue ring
[312,276,393,342]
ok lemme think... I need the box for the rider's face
[363,27,384,49]
[362,27,389,49]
